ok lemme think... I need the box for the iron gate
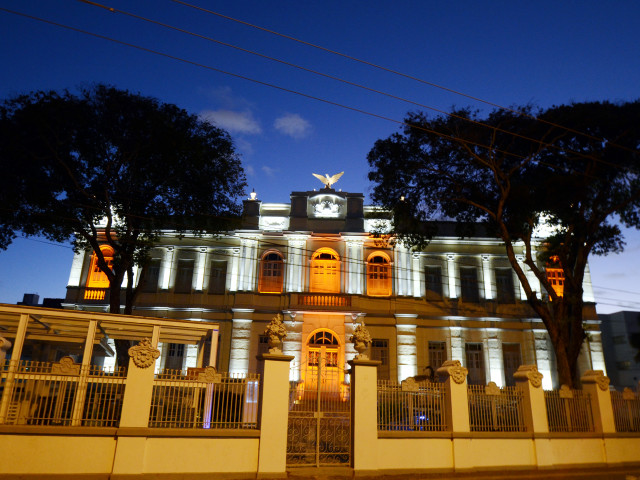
[286,357,351,466]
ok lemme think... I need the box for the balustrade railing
[0,360,125,427]
[611,388,640,433]
[377,379,447,432]
[544,386,594,433]
[297,294,351,307]
[468,383,526,432]
[149,369,260,429]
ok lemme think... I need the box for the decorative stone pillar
[119,334,160,427]
[159,246,174,290]
[513,365,548,433]
[412,253,422,297]
[194,247,208,291]
[481,255,493,300]
[446,254,457,299]
[228,248,240,292]
[67,250,85,287]
[449,326,465,364]
[229,309,254,375]
[257,352,294,477]
[436,360,470,432]
[283,312,303,381]
[346,239,364,295]
[286,238,306,292]
[395,318,417,380]
[486,332,504,386]
[349,357,381,474]
[580,370,615,433]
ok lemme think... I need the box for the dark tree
[1,85,246,361]
[368,101,640,387]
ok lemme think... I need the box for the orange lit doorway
[310,248,340,293]
[303,329,343,395]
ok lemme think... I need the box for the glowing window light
[367,252,391,296]
[258,250,284,293]
[310,248,340,293]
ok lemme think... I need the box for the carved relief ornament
[197,366,222,384]
[401,377,419,392]
[436,360,469,384]
[128,338,160,369]
[485,381,501,396]
[52,356,81,375]
[513,364,544,388]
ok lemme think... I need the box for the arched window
[310,248,340,293]
[307,330,339,367]
[85,246,114,299]
[367,252,391,296]
[258,250,284,293]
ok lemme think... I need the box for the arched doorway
[304,329,341,393]
[287,328,350,466]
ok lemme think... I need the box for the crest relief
[436,360,469,384]
[513,364,544,388]
[128,338,161,369]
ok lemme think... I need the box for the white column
[238,238,258,291]
[447,254,457,299]
[346,241,357,294]
[282,314,303,380]
[228,248,240,292]
[533,330,554,389]
[353,241,364,295]
[193,247,207,291]
[588,331,606,373]
[229,310,253,374]
[184,344,199,369]
[395,247,409,296]
[516,254,540,301]
[286,238,305,292]
[412,253,422,297]
[583,262,596,302]
[159,247,174,290]
[482,255,493,300]
[67,251,85,287]
[486,331,504,386]
[450,326,465,363]
[246,239,258,291]
[396,319,417,380]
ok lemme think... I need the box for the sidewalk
[287,466,640,480]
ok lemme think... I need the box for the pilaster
[229,309,254,374]
[436,360,470,433]
[159,246,174,290]
[395,319,417,380]
[481,255,493,300]
[67,250,85,287]
[447,253,457,299]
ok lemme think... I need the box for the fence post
[580,370,615,433]
[112,332,160,477]
[256,352,294,479]
[513,365,548,433]
[436,360,470,433]
[349,358,381,473]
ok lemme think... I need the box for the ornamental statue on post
[350,320,372,360]
[263,313,287,355]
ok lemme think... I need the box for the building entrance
[286,330,350,466]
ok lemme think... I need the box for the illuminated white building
[63,184,604,388]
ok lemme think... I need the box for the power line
[77,0,613,169]
[171,0,639,156]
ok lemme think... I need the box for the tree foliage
[1,85,246,320]
[368,100,640,386]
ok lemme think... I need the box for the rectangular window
[175,259,194,293]
[495,268,515,303]
[141,258,161,293]
[371,339,390,380]
[425,266,443,297]
[208,260,227,294]
[165,343,185,371]
[502,343,522,386]
[460,267,479,303]
[465,343,486,385]
[428,341,447,370]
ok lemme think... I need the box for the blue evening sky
[0,0,639,313]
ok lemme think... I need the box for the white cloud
[261,165,276,177]
[245,165,256,176]
[200,109,262,135]
[274,113,311,139]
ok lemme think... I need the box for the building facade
[63,186,605,388]
[599,311,640,388]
